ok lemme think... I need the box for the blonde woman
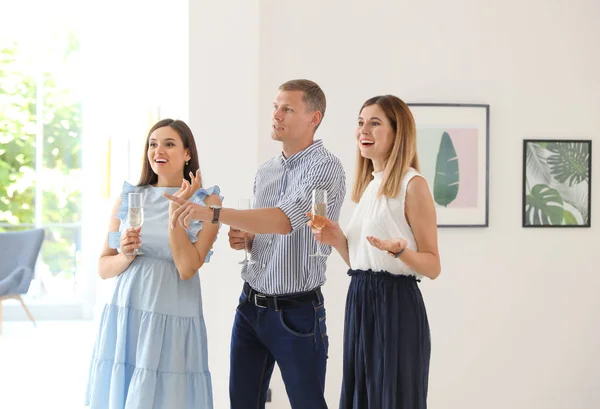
[310,95,440,409]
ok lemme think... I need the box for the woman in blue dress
[85,119,222,409]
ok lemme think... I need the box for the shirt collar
[279,139,323,167]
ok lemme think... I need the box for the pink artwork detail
[447,129,478,208]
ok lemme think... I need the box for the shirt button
[262,263,266,268]
[280,192,284,196]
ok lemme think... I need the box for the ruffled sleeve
[186,185,224,263]
[108,181,137,249]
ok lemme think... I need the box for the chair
[0,228,45,335]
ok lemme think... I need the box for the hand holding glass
[127,192,144,256]
[237,198,256,265]
[310,189,328,257]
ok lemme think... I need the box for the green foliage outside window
[0,31,82,279]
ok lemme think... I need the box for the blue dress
[85,181,222,409]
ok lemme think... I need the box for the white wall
[190,0,600,408]
[188,1,260,409]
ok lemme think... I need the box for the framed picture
[408,103,490,227]
[522,139,592,227]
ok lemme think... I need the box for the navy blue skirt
[340,269,431,409]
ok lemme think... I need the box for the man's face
[271,90,316,143]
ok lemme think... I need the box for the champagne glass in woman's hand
[127,192,144,255]
[309,189,328,257]
[307,214,343,248]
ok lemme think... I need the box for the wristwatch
[208,204,222,224]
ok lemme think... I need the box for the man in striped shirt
[166,79,345,409]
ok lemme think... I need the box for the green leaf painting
[524,140,591,227]
[546,142,590,186]
[563,210,577,225]
[525,184,564,225]
[526,142,552,185]
[433,132,459,207]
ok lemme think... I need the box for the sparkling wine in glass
[237,198,256,265]
[127,192,144,256]
[310,189,328,257]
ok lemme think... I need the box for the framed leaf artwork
[522,139,592,227]
[408,103,490,227]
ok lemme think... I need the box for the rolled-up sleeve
[278,159,346,232]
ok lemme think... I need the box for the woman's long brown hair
[137,119,201,187]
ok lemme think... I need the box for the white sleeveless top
[345,167,424,280]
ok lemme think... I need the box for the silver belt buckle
[254,293,267,308]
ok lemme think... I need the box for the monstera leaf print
[525,141,590,226]
[524,184,564,225]
[546,142,590,186]
[563,210,578,225]
[526,142,552,185]
[433,132,459,207]
[555,181,589,225]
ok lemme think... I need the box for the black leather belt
[243,282,322,310]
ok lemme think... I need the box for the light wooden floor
[0,321,96,409]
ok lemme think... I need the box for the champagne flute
[309,189,328,257]
[127,192,144,256]
[237,198,256,265]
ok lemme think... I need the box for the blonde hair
[351,95,420,202]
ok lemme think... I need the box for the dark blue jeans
[229,286,329,409]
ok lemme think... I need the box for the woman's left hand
[366,236,408,257]
[173,170,202,202]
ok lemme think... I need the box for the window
[0,3,83,301]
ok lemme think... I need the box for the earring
[185,160,189,166]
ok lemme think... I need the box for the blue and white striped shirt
[243,139,346,295]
